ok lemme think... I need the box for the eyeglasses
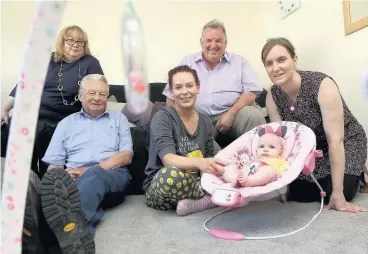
[65,39,85,47]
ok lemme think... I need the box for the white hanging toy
[122,0,150,114]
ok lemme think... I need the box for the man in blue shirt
[23,74,133,253]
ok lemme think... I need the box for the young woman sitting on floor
[142,65,227,216]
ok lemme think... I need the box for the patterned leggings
[145,166,203,210]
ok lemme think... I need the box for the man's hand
[216,110,236,133]
[66,167,88,179]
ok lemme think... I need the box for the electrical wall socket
[279,0,301,19]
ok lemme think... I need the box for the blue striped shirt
[42,109,133,168]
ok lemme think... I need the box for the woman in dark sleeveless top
[261,37,367,213]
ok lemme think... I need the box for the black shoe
[22,171,45,254]
[40,168,95,254]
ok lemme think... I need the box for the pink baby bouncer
[201,121,325,240]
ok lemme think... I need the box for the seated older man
[22,74,133,253]
[163,19,266,140]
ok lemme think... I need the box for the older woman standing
[262,37,367,213]
[1,25,104,178]
[143,65,226,216]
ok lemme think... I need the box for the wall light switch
[279,0,301,19]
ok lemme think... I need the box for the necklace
[286,96,296,111]
[285,91,300,112]
[57,61,81,106]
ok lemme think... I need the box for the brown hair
[54,25,91,62]
[261,37,296,64]
[168,65,200,89]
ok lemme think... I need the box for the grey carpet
[1,158,367,253]
[95,194,368,254]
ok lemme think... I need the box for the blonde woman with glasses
[1,25,104,178]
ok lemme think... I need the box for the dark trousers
[1,117,57,178]
[75,165,131,235]
[288,173,360,203]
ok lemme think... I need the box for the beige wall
[1,0,262,98]
[255,0,368,134]
[1,0,367,134]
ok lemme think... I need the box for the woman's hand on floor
[326,191,366,213]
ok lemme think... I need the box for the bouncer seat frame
[201,121,325,240]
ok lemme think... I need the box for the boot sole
[22,177,44,254]
[40,168,95,254]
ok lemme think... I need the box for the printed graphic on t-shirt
[178,136,201,155]
[187,150,203,158]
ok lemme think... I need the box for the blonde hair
[54,25,91,62]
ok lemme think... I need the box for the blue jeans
[75,165,131,235]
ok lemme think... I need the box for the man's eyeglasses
[65,39,85,47]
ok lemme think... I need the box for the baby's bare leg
[238,165,277,187]
[222,165,239,187]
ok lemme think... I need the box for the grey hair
[201,19,227,41]
[78,74,109,97]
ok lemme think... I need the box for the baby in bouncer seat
[221,126,289,188]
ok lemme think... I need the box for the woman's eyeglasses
[65,39,85,47]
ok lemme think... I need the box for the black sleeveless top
[271,71,367,181]
[10,54,104,122]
